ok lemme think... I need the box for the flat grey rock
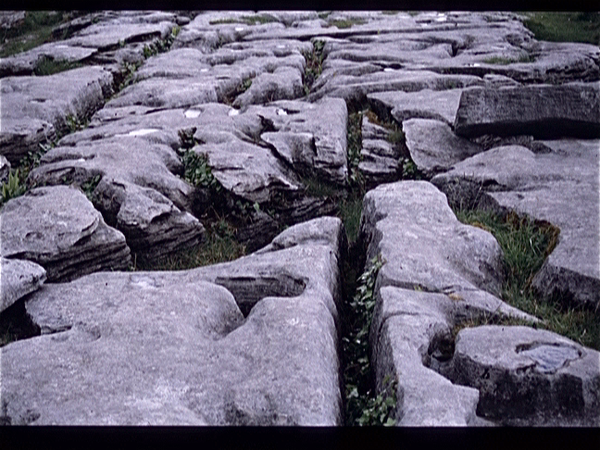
[454,83,600,139]
[0,67,113,165]
[233,66,304,107]
[0,185,131,282]
[0,43,97,77]
[358,114,402,187]
[368,89,463,126]
[0,257,47,313]
[362,181,537,426]
[432,141,600,308]
[403,119,483,176]
[1,217,344,425]
[448,325,600,426]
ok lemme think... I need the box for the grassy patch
[33,56,83,76]
[133,220,247,271]
[330,18,367,29]
[222,77,253,105]
[482,53,535,65]
[523,12,600,46]
[347,111,365,190]
[454,208,599,350]
[209,15,279,26]
[142,26,180,58]
[0,11,72,58]
[342,254,397,426]
[302,40,325,96]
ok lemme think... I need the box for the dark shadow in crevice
[0,297,41,348]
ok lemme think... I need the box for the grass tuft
[330,18,367,29]
[523,12,600,46]
[302,40,325,96]
[454,208,599,350]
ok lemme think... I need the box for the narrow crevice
[0,297,41,348]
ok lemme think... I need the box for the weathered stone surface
[252,97,349,185]
[362,181,538,426]
[403,119,483,176]
[448,326,600,426]
[0,217,344,425]
[28,137,205,260]
[432,141,600,308]
[368,89,463,126]
[0,185,131,282]
[0,257,46,313]
[0,66,113,165]
[0,155,9,184]
[0,43,97,77]
[454,83,600,139]
[358,114,402,187]
[233,66,304,107]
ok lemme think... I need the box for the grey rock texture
[28,137,205,260]
[0,66,114,165]
[0,155,9,184]
[0,185,131,282]
[403,119,483,176]
[358,114,402,188]
[361,181,537,426]
[454,83,600,139]
[0,257,47,313]
[448,326,600,426]
[432,141,600,308]
[368,89,463,126]
[0,217,344,425]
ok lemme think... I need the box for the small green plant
[0,169,27,207]
[65,114,88,133]
[182,150,222,192]
[80,174,102,202]
[343,254,396,426]
[222,77,253,105]
[401,158,423,180]
[302,40,325,96]
[142,26,180,58]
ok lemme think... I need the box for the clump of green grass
[330,18,367,29]
[222,77,253,105]
[347,111,364,190]
[33,56,82,76]
[134,219,247,271]
[142,26,180,58]
[454,208,599,350]
[209,15,279,26]
[0,169,27,207]
[302,40,325,96]
[0,11,71,58]
[523,12,600,46]
[342,254,397,426]
[482,53,535,65]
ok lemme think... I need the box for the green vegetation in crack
[454,208,599,350]
[522,12,600,46]
[209,15,279,26]
[142,26,180,58]
[33,56,83,76]
[482,53,535,65]
[363,110,424,181]
[342,254,397,426]
[302,40,325,96]
[329,18,367,29]
[0,141,56,207]
[133,219,247,271]
[222,77,253,105]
